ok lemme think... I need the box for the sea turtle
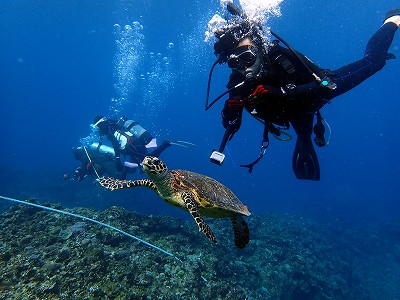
[98,156,251,249]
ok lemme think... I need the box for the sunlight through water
[205,0,284,43]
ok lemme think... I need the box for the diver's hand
[222,99,243,134]
[225,98,244,111]
[251,84,284,98]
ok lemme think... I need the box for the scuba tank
[90,143,115,156]
[123,119,153,145]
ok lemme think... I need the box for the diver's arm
[287,81,329,98]
[108,134,121,158]
[107,134,124,171]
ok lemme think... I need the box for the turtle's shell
[169,170,251,218]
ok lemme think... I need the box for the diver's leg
[126,144,147,162]
[331,22,398,97]
[291,114,320,181]
[149,140,171,157]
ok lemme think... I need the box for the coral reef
[0,200,399,299]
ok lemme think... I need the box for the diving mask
[227,45,258,70]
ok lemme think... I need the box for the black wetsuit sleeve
[292,81,330,99]
[293,22,398,102]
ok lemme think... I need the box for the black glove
[222,99,243,134]
[115,157,123,171]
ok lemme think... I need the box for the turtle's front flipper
[231,216,250,249]
[182,191,217,244]
[98,177,157,192]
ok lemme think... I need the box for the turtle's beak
[142,156,152,172]
[142,156,167,177]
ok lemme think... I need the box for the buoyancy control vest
[123,120,153,146]
[262,41,323,86]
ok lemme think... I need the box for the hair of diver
[0,195,181,262]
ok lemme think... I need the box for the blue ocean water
[1,0,399,223]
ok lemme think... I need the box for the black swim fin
[385,9,400,21]
[387,53,396,60]
[292,136,320,181]
[291,115,321,181]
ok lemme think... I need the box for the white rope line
[83,146,101,179]
[0,195,180,261]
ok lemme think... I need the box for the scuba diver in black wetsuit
[206,4,400,181]
[92,115,195,179]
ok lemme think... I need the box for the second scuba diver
[92,115,195,179]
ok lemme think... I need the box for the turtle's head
[142,156,168,180]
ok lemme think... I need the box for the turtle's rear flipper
[231,216,250,249]
[182,191,217,244]
[98,177,157,191]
